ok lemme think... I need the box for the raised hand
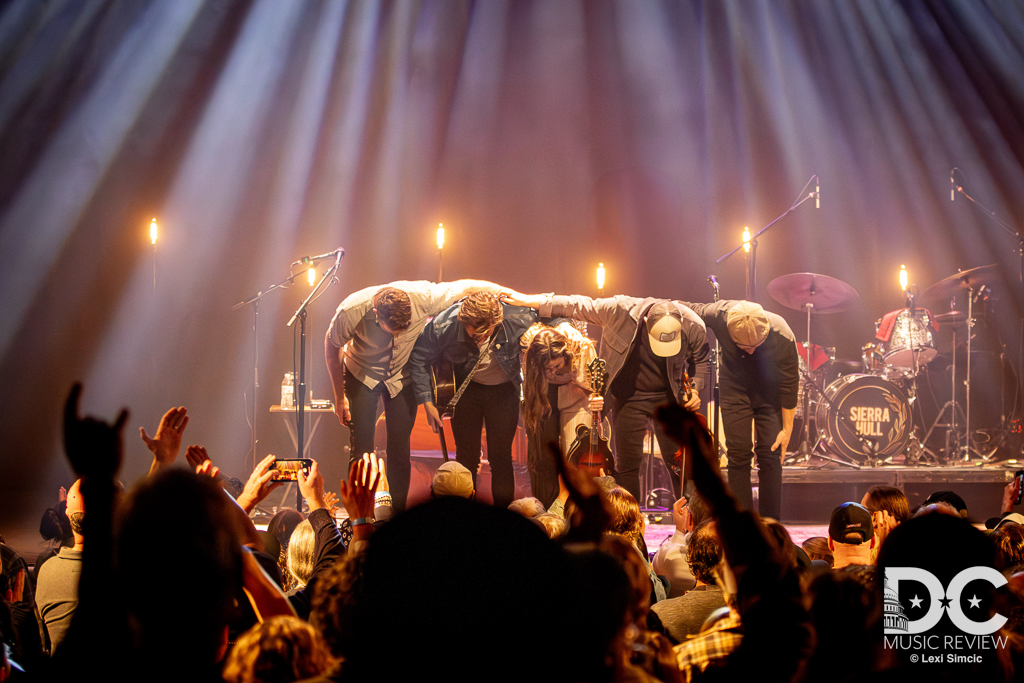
[297,460,326,512]
[360,452,390,494]
[63,383,128,479]
[236,455,283,514]
[185,445,211,470]
[195,460,220,479]
[323,491,341,516]
[550,442,611,542]
[339,457,381,522]
[141,406,189,474]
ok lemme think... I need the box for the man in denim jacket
[410,292,539,509]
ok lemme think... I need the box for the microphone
[292,249,344,267]
[707,275,719,288]
[815,178,820,209]
[332,248,345,270]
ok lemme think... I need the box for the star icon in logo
[909,595,923,609]
[968,595,982,609]
[940,596,953,609]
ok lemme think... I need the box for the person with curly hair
[222,616,336,683]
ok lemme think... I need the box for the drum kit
[768,264,1006,468]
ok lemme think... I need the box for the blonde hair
[520,322,596,432]
[222,616,336,683]
[286,520,316,587]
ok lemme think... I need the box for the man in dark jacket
[410,292,539,509]
[681,300,798,520]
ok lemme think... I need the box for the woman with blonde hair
[521,322,606,506]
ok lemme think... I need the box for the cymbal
[923,264,1000,301]
[933,310,967,325]
[767,273,860,314]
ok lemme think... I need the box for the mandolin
[566,358,613,478]
[670,372,715,496]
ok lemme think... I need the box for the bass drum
[815,374,912,462]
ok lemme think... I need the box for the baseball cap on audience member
[985,512,1024,530]
[431,461,475,499]
[725,302,770,350]
[828,502,874,545]
[923,490,968,518]
[646,303,684,357]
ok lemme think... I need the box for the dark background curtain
[1,0,1022,529]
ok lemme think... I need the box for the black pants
[721,389,782,519]
[611,392,680,503]
[344,367,418,512]
[451,381,520,509]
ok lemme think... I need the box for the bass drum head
[814,374,912,461]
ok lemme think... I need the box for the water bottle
[281,372,295,409]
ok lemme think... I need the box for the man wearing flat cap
[680,300,799,520]
[507,292,710,501]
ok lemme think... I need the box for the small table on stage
[270,404,335,458]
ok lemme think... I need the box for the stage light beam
[597,262,605,290]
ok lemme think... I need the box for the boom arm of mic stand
[715,181,819,265]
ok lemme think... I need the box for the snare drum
[815,374,912,461]
[884,310,937,369]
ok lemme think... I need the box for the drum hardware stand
[915,301,963,465]
[952,173,1023,456]
[904,431,941,466]
[787,302,819,464]
[784,362,827,465]
[959,286,992,462]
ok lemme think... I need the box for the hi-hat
[933,310,968,325]
[767,273,860,314]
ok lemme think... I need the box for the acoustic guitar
[429,357,455,462]
[566,358,613,478]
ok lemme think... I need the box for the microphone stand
[708,276,722,453]
[953,178,1021,455]
[231,273,299,473]
[287,253,344,508]
[717,176,819,301]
